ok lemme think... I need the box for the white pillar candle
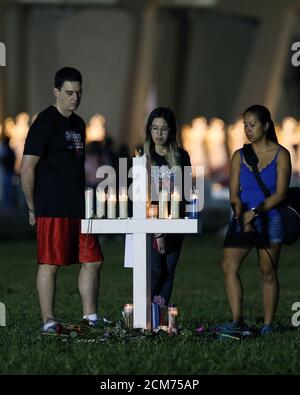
[96,186,106,218]
[159,188,169,219]
[149,204,158,219]
[123,303,134,328]
[168,305,178,333]
[119,187,128,219]
[171,186,180,219]
[124,303,134,314]
[107,186,117,219]
[85,187,94,219]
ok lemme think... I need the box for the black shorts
[223,215,283,249]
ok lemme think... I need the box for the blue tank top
[239,147,281,218]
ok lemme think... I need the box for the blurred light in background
[1,112,300,176]
[1,111,300,213]
[86,114,106,143]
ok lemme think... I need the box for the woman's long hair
[143,107,181,167]
[243,104,278,143]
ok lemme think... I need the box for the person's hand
[156,236,166,254]
[242,210,255,232]
[28,209,36,226]
[231,201,243,221]
[134,147,143,157]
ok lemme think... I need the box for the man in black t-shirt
[20,67,106,333]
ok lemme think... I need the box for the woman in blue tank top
[220,105,291,335]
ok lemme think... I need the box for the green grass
[0,234,300,375]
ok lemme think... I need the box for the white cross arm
[81,218,202,234]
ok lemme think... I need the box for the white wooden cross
[81,156,202,329]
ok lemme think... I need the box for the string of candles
[85,186,129,219]
[85,186,200,219]
[123,302,178,333]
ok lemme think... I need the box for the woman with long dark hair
[143,107,191,306]
[220,105,291,335]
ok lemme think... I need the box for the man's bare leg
[37,264,59,323]
[78,261,103,316]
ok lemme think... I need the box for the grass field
[0,234,300,375]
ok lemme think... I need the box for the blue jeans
[151,235,183,305]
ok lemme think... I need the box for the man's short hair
[54,67,82,89]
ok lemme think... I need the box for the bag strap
[242,144,271,198]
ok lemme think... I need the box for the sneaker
[260,324,273,335]
[41,321,62,334]
[212,320,251,335]
[86,316,113,328]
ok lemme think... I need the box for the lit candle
[96,186,106,218]
[124,303,134,313]
[159,325,169,333]
[119,187,128,219]
[168,304,178,333]
[159,188,169,219]
[149,204,158,219]
[159,306,168,327]
[85,187,94,219]
[171,186,180,219]
[107,186,117,219]
[123,303,134,328]
[187,188,199,219]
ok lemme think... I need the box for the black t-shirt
[152,148,191,168]
[151,148,192,217]
[23,106,86,218]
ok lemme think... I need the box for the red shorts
[36,217,104,265]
